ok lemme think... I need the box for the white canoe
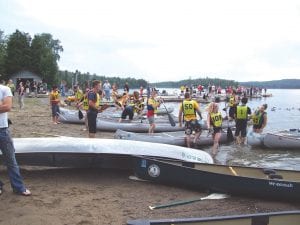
[58,108,234,132]
[58,108,183,132]
[263,129,300,149]
[10,137,213,165]
[114,129,229,147]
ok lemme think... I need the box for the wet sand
[0,97,299,225]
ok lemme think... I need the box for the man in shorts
[179,92,203,147]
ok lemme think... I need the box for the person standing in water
[234,97,251,145]
[252,104,268,133]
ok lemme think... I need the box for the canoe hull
[0,138,213,167]
[133,156,300,202]
[127,211,300,225]
[114,129,229,147]
[263,132,300,149]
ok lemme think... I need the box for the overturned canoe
[58,108,234,132]
[127,211,300,225]
[1,137,213,168]
[133,156,300,202]
[58,107,182,132]
[263,129,300,149]
[114,129,229,147]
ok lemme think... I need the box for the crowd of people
[0,77,270,197]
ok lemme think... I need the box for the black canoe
[133,156,300,202]
[127,210,300,225]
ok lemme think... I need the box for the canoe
[58,108,235,132]
[1,138,213,168]
[127,210,300,225]
[58,108,183,132]
[101,106,175,117]
[114,129,229,147]
[263,129,300,149]
[133,156,300,201]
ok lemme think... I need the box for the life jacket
[50,90,60,104]
[75,90,83,101]
[147,98,158,112]
[229,95,235,107]
[210,112,222,127]
[83,97,89,111]
[182,100,196,117]
[236,105,248,119]
[252,111,266,127]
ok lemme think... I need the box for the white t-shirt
[0,84,12,128]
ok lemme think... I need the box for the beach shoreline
[0,97,299,225]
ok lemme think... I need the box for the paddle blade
[168,114,176,127]
[200,193,230,200]
[78,110,84,120]
[149,193,229,210]
[227,127,234,142]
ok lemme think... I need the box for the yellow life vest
[210,112,222,127]
[236,105,248,119]
[96,93,100,107]
[83,97,89,110]
[147,98,159,113]
[75,90,83,101]
[229,95,235,107]
[50,91,60,101]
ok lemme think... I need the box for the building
[10,70,43,87]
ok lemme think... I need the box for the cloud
[1,0,300,82]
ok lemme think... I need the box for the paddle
[160,99,176,127]
[78,109,84,120]
[148,193,229,210]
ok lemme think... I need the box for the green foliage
[1,29,62,85]
[57,70,148,89]
[0,30,6,77]
[4,30,32,77]
[31,33,63,84]
[153,77,238,88]
[240,79,300,89]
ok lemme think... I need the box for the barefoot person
[147,90,161,134]
[0,83,31,196]
[87,80,109,138]
[206,102,223,158]
[178,92,202,148]
[234,97,251,145]
[49,85,61,124]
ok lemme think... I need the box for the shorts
[185,120,202,135]
[51,104,60,117]
[87,110,98,133]
[235,119,248,137]
[213,127,222,134]
[148,116,155,125]
[121,106,134,120]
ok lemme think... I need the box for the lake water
[160,89,300,170]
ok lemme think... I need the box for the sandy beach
[0,96,299,225]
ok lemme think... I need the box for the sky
[1,0,300,82]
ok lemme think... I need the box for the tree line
[153,77,238,89]
[0,29,63,85]
[0,29,240,90]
